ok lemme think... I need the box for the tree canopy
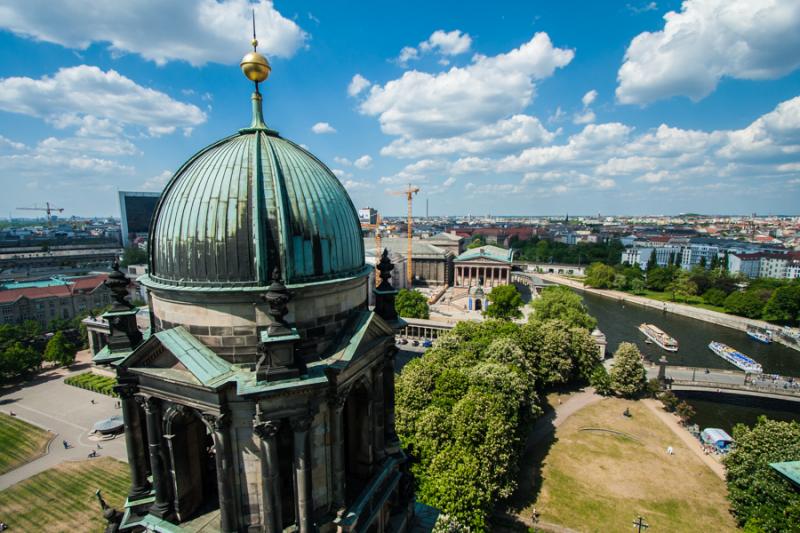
[484,284,524,320]
[584,262,616,289]
[395,289,430,319]
[724,417,800,531]
[120,246,148,267]
[530,286,597,331]
[43,331,77,366]
[396,315,599,529]
[609,342,647,398]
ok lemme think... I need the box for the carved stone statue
[96,489,122,533]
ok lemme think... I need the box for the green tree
[466,236,485,249]
[725,290,767,318]
[724,417,800,531]
[530,286,597,331]
[646,251,658,271]
[43,331,77,366]
[658,390,679,412]
[584,262,616,289]
[590,364,613,396]
[612,273,628,291]
[646,266,675,291]
[0,341,42,379]
[762,285,800,325]
[630,278,646,295]
[675,401,695,424]
[483,285,524,320]
[666,270,698,302]
[395,289,429,319]
[609,342,647,398]
[120,246,148,267]
[703,288,728,307]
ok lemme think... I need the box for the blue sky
[0,0,799,218]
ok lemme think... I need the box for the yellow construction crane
[387,185,419,286]
[17,202,64,227]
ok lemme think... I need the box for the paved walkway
[0,352,127,490]
[527,388,602,447]
[641,398,726,480]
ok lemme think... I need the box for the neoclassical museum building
[93,38,415,533]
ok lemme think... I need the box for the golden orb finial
[241,9,270,85]
[241,52,271,83]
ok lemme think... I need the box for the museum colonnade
[454,264,511,287]
[116,353,397,533]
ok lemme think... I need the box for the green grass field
[0,412,53,475]
[520,398,737,532]
[0,457,130,532]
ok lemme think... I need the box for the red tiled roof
[0,275,108,304]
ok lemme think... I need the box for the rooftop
[455,245,514,264]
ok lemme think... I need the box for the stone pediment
[323,311,395,371]
[119,326,235,389]
[454,255,510,265]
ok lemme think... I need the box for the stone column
[204,412,237,533]
[291,415,313,533]
[329,390,348,510]
[254,418,282,533]
[372,366,386,462]
[116,384,150,500]
[384,348,399,451]
[143,397,171,519]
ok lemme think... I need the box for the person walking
[62,440,69,449]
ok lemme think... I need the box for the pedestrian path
[0,360,127,490]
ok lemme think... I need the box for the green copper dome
[146,95,365,289]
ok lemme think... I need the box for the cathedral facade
[97,40,414,533]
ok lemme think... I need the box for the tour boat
[746,327,772,344]
[708,341,763,373]
[637,323,679,352]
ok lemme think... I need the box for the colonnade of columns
[454,264,511,287]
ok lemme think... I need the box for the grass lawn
[0,412,53,475]
[524,398,737,532]
[0,457,130,532]
[633,289,727,314]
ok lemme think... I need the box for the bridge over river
[645,364,800,403]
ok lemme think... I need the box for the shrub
[703,288,727,307]
[64,372,117,397]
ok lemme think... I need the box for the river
[577,290,800,431]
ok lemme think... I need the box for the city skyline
[0,0,799,217]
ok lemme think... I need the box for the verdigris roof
[145,96,365,289]
[455,245,513,263]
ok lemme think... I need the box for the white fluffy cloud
[581,89,598,107]
[395,29,472,65]
[381,115,556,158]
[311,122,336,134]
[347,74,371,97]
[142,170,173,191]
[362,32,573,139]
[0,65,206,136]
[573,110,596,125]
[420,30,472,56]
[0,0,307,66]
[617,0,800,104]
[354,155,373,169]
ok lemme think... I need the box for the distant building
[728,252,800,279]
[426,231,464,256]
[454,245,513,288]
[358,207,378,225]
[365,237,453,286]
[0,274,111,327]
[119,191,161,247]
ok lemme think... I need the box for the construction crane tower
[17,202,65,226]
[387,185,419,286]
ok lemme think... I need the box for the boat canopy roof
[701,427,733,445]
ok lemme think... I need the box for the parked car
[422,340,433,348]
[397,338,408,345]
[411,340,419,346]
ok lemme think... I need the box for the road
[0,353,127,490]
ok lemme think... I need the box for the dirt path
[642,398,726,480]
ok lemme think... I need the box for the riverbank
[539,274,799,351]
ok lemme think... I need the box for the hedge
[64,372,118,397]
